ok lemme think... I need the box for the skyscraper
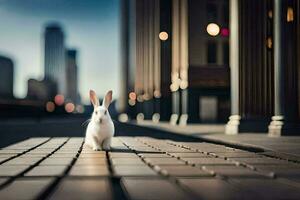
[66,49,79,104]
[44,23,66,95]
[0,55,14,99]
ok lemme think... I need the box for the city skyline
[0,0,120,104]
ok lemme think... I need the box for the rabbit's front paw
[92,146,101,151]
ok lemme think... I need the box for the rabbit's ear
[103,90,113,109]
[89,90,99,108]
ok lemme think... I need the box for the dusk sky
[0,0,120,104]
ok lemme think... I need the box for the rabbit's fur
[85,90,114,151]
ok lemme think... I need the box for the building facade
[66,49,79,104]
[120,0,230,123]
[26,79,57,101]
[226,0,300,136]
[44,24,66,95]
[0,56,14,99]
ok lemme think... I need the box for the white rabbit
[85,90,115,151]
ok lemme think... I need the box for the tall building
[0,55,14,99]
[44,23,66,95]
[66,49,79,104]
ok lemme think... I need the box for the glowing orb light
[159,31,169,41]
[206,23,220,36]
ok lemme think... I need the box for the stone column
[225,0,241,134]
[268,0,285,136]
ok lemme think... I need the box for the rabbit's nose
[99,118,102,123]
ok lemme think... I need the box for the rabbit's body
[85,117,114,150]
[85,90,114,151]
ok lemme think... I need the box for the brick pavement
[0,137,300,199]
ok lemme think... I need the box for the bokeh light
[65,102,75,113]
[206,23,220,36]
[118,113,129,122]
[76,105,85,113]
[220,28,229,37]
[46,101,55,112]
[159,31,169,41]
[129,92,137,100]
[54,94,65,106]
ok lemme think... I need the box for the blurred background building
[44,23,66,96]
[0,56,14,100]
[26,79,57,101]
[119,0,300,136]
[66,49,80,104]
[120,0,230,124]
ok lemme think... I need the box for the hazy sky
[0,0,120,104]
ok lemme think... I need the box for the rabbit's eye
[104,110,107,115]
[95,111,98,115]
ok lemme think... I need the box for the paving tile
[130,147,161,152]
[0,178,54,200]
[108,152,138,158]
[0,165,30,176]
[0,154,18,158]
[0,178,8,185]
[81,149,105,154]
[178,178,254,200]
[169,152,210,158]
[75,158,107,165]
[203,166,267,178]
[156,165,213,177]
[144,158,186,165]
[19,154,46,158]
[113,165,157,176]
[110,158,145,165]
[229,178,300,199]
[3,157,42,165]
[25,166,68,176]
[79,153,106,158]
[0,149,24,154]
[49,154,77,158]
[121,177,191,200]
[230,157,290,165]
[182,157,235,165]
[0,157,9,163]
[138,153,171,158]
[27,150,53,155]
[39,157,74,166]
[69,165,110,176]
[157,148,193,153]
[49,178,112,200]
[213,152,263,158]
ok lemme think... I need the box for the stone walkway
[0,137,300,199]
[137,121,300,162]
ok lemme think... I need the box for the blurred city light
[159,31,169,41]
[180,80,188,90]
[128,99,136,106]
[137,95,144,102]
[129,92,137,100]
[118,113,129,122]
[267,37,272,49]
[206,23,220,36]
[136,113,145,123]
[287,7,294,22]
[54,94,65,106]
[221,28,229,37]
[153,90,161,98]
[45,101,55,112]
[76,105,85,113]
[65,102,75,113]
[152,113,160,123]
